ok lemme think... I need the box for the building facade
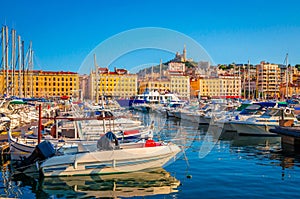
[138,75,190,100]
[170,75,190,100]
[0,70,79,98]
[138,79,171,94]
[89,67,137,100]
[190,75,241,99]
[256,62,281,98]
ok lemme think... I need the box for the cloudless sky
[1,0,300,74]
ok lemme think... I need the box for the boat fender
[235,115,239,120]
[284,108,291,115]
[145,139,157,147]
[265,125,268,132]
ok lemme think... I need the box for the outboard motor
[20,140,56,169]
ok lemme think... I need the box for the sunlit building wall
[0,70,79,98]
[89,67,137,100]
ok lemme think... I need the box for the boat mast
[93,54,99,104]
[31,49,34,97]
[151,65,154,90]
[18,35,22,97]
[5,26,9,97]
[22,40,25,97]
[248,60,250,99]
[275,64,278,100]
[285,53,289,98]
[255,63,259,99]
[28,41,33,97]
[261,63,264,100]
[160,59,162,80]
[11,29,16,96]
[238,63,240,99]
[151,65,154,80]
[233,63,236,99]
[243,64,246,99]
[1,26,5,96]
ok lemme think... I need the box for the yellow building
[90,67,137,100]
[256,62,281,98]
[138,79,170,94]
[170,75,190,100]
[138,75,190,100]
[190,75,241,99]
[0,70,79,98]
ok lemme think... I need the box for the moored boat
[39,132,181,177]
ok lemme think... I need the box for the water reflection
[3,160,180,198]
[33,168,179,198]
[220,130,300,177]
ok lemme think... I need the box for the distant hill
[137,60,198,76]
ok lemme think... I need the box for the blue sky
[1,0,300,74]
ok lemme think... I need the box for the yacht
[229,107,298,136]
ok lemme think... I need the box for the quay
[270,125,300,151]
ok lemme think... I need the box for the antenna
[93,54,99,104]
[285,53,289,98]
[248,60,251,99]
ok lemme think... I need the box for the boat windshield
[260,108,280,118]
[239,104,263,115]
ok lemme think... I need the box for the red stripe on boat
[123,129,140,135]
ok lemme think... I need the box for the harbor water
[1,111,300,198]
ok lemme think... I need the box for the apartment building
[0,70,79,98]
[89,67,137,100]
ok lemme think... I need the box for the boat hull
[230,122,278,136]
[41,144,181,177]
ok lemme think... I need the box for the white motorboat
[229,107,298,136]
[39,132,181,177]
[132,90,185,113]
[7,117,154,161]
